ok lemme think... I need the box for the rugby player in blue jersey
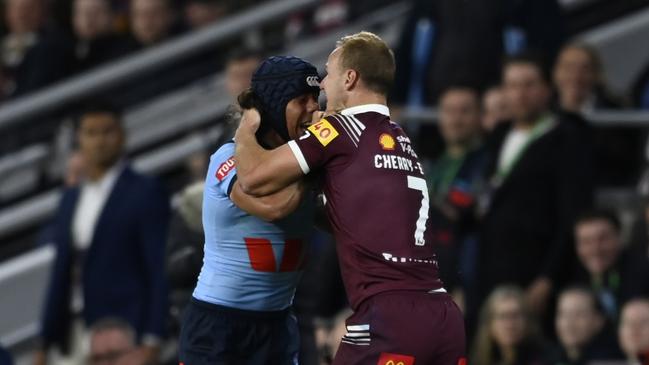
[178,56,321,365]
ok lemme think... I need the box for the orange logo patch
[307,119,339,146]
[379,133,396,150]
[377,352,415,365]
[216,157,235,181]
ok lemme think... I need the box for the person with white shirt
[34,103,170,365]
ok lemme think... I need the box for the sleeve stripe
[288,140,310,175]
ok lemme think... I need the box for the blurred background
[1,0,649,364]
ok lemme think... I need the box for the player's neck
[343,91,387,110]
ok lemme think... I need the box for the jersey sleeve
[287,115,354,174]
[207,142,238,196]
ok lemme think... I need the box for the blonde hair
[336,31,395,95]
[470,285,541,365]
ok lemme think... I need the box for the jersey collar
[340,104,390,117]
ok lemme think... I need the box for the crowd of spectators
[2,0,649,365]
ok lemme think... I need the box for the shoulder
[210,140,236,165]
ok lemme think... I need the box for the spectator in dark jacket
[549,286,623,365]
[571,210,649,321]
[476,53,594,318]
[553,42,641,187]
[33,103,170,365]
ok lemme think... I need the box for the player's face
[321,48,347,112]
[78,113,124,170]
[285,92,319,140]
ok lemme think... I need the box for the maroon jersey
[288,104,443,310]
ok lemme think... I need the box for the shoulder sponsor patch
[379,133,395,150]
[307,119,339,146]
[377,352,415,365]
[216,157,235,181]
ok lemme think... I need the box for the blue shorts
[178,298,300,365]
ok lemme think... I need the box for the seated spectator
[70,0,132,74]
[33,102,170,365]
[129,0,174,48]
[482,85,511,132]
[549,286,623,365]
[471,285,546,365]
[0,346,12,365]
[1,0,72,98]
[571,210,649,320]
[88,318,136,365]
[553,43,623,114]
[425,85,486,309]
[619,299,649,363]
[184,0,227,30]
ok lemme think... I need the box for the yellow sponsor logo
[379,133,396,150]
[385,361,405,365]
[307,119,339,146]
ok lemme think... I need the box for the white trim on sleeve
[288,140,310,175]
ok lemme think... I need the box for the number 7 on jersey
[407,175,429,246]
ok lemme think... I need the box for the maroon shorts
[333,290,466,365]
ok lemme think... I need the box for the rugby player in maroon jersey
[234,31,466,365]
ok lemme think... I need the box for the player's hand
[237,108,262,135]
[311,110,325,124]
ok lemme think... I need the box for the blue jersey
[193,141,314,311]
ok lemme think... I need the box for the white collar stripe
[341,104,390,117]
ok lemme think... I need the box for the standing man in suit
[33,103,170,365]
[476,53,594,319]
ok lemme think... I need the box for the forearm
[234,130,277,195]
[231,180,306,221]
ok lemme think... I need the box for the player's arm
[230,179,305,221]
[234,109,304,196]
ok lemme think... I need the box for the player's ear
[344,69,359,91]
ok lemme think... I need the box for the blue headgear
[251,56,320,142]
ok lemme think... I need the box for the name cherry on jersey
[374,133,424,174]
